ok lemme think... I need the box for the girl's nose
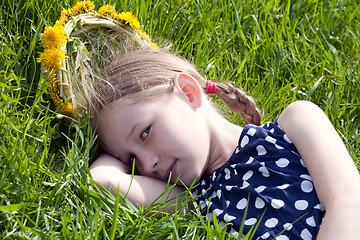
[135,149,159,175]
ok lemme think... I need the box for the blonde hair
[83,49,261,126]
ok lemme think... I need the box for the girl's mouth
[165,159,177,182]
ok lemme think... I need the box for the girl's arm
[89,153,187,212]
[278,101,360,239]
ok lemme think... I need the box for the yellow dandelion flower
[55,8,72,26]
[55,18,65,27]
[49,90,62,107]
[72,0,95,16]
[98,5,116,18]
[37,48,66,70]
[47,72,57,86]
[41,25,67,49]
[151,42,159,49]
[136,29,158,49]
[61,8,72,19]
[114,12,141,30]
[59,101,74,117]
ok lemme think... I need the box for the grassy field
[0,0,359,239]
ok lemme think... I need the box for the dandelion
[151,42,159,49]
[98,5,116,18]
[136,29,158,49]
[46,73,74,117]
[48,85,62,107]
[41,25,67,49]
[55,8,72,26]
[59,101,74,118]
[37,48,66,70]
[72,0,95,16]
[114,12,141,30]
[37,2,157,120]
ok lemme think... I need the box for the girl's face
[96,90,212,186]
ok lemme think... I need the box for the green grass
[0,0,359,238]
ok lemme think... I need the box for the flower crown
[37,1,157,119]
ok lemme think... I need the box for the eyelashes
[128,126,151,165]
[141,126,151,140]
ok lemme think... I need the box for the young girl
[88,49,360,239]
[37,2,360,239]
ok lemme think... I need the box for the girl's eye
[141,126,151,140]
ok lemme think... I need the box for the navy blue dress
[192,121,325,240]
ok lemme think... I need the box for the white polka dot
[261,232,270,239]
[224,168,231,180]
[219,221,226,228]
[243,170,253,181]
[255,185,266,193]
[300,174,312,181]
[225,185,234,191]
[301,180,314,193]
[200,200,206,210]
[226,200,230,207]
[213,208,223,216]
[265,217,278,228]
[265,136,276,144]
[216,190,222,199]
[270,128,275,133]
[276,236,289,240]
[235,147,240,154]
[212,174,216,181]
[206,212,213,221]
[276,158,290,168]
[306,216,316,227]
[256,145,267,155]
[300,228,312,240]
[247,128,256,136]
[240,181,250,189]
[224,213,236,222]
[275,144,284,149]
[314,204,325,211]
[244,218,257,225]
[255,197,265,209]
[283,223,293,230]
[259,166,270,177]
[284,134,292,143]
[277,183,289,189]
[245,157,254,164]
[236,198,248,210]
[300,158,306,167]
[271,199,285,209]
[295,200,309,210]
[201,180,206,185]
[240,135,249,148]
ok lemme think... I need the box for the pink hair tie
[206,80,217,94]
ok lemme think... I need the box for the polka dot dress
[192,121,325,239]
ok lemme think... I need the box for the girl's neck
[204,109,243,176]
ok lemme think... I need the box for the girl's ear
[174,73,202,109]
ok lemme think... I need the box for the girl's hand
[278,101,360,239]
[89,153,187,211]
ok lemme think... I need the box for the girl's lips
[165,160,177,182]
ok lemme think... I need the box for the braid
[213,82,262,126]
